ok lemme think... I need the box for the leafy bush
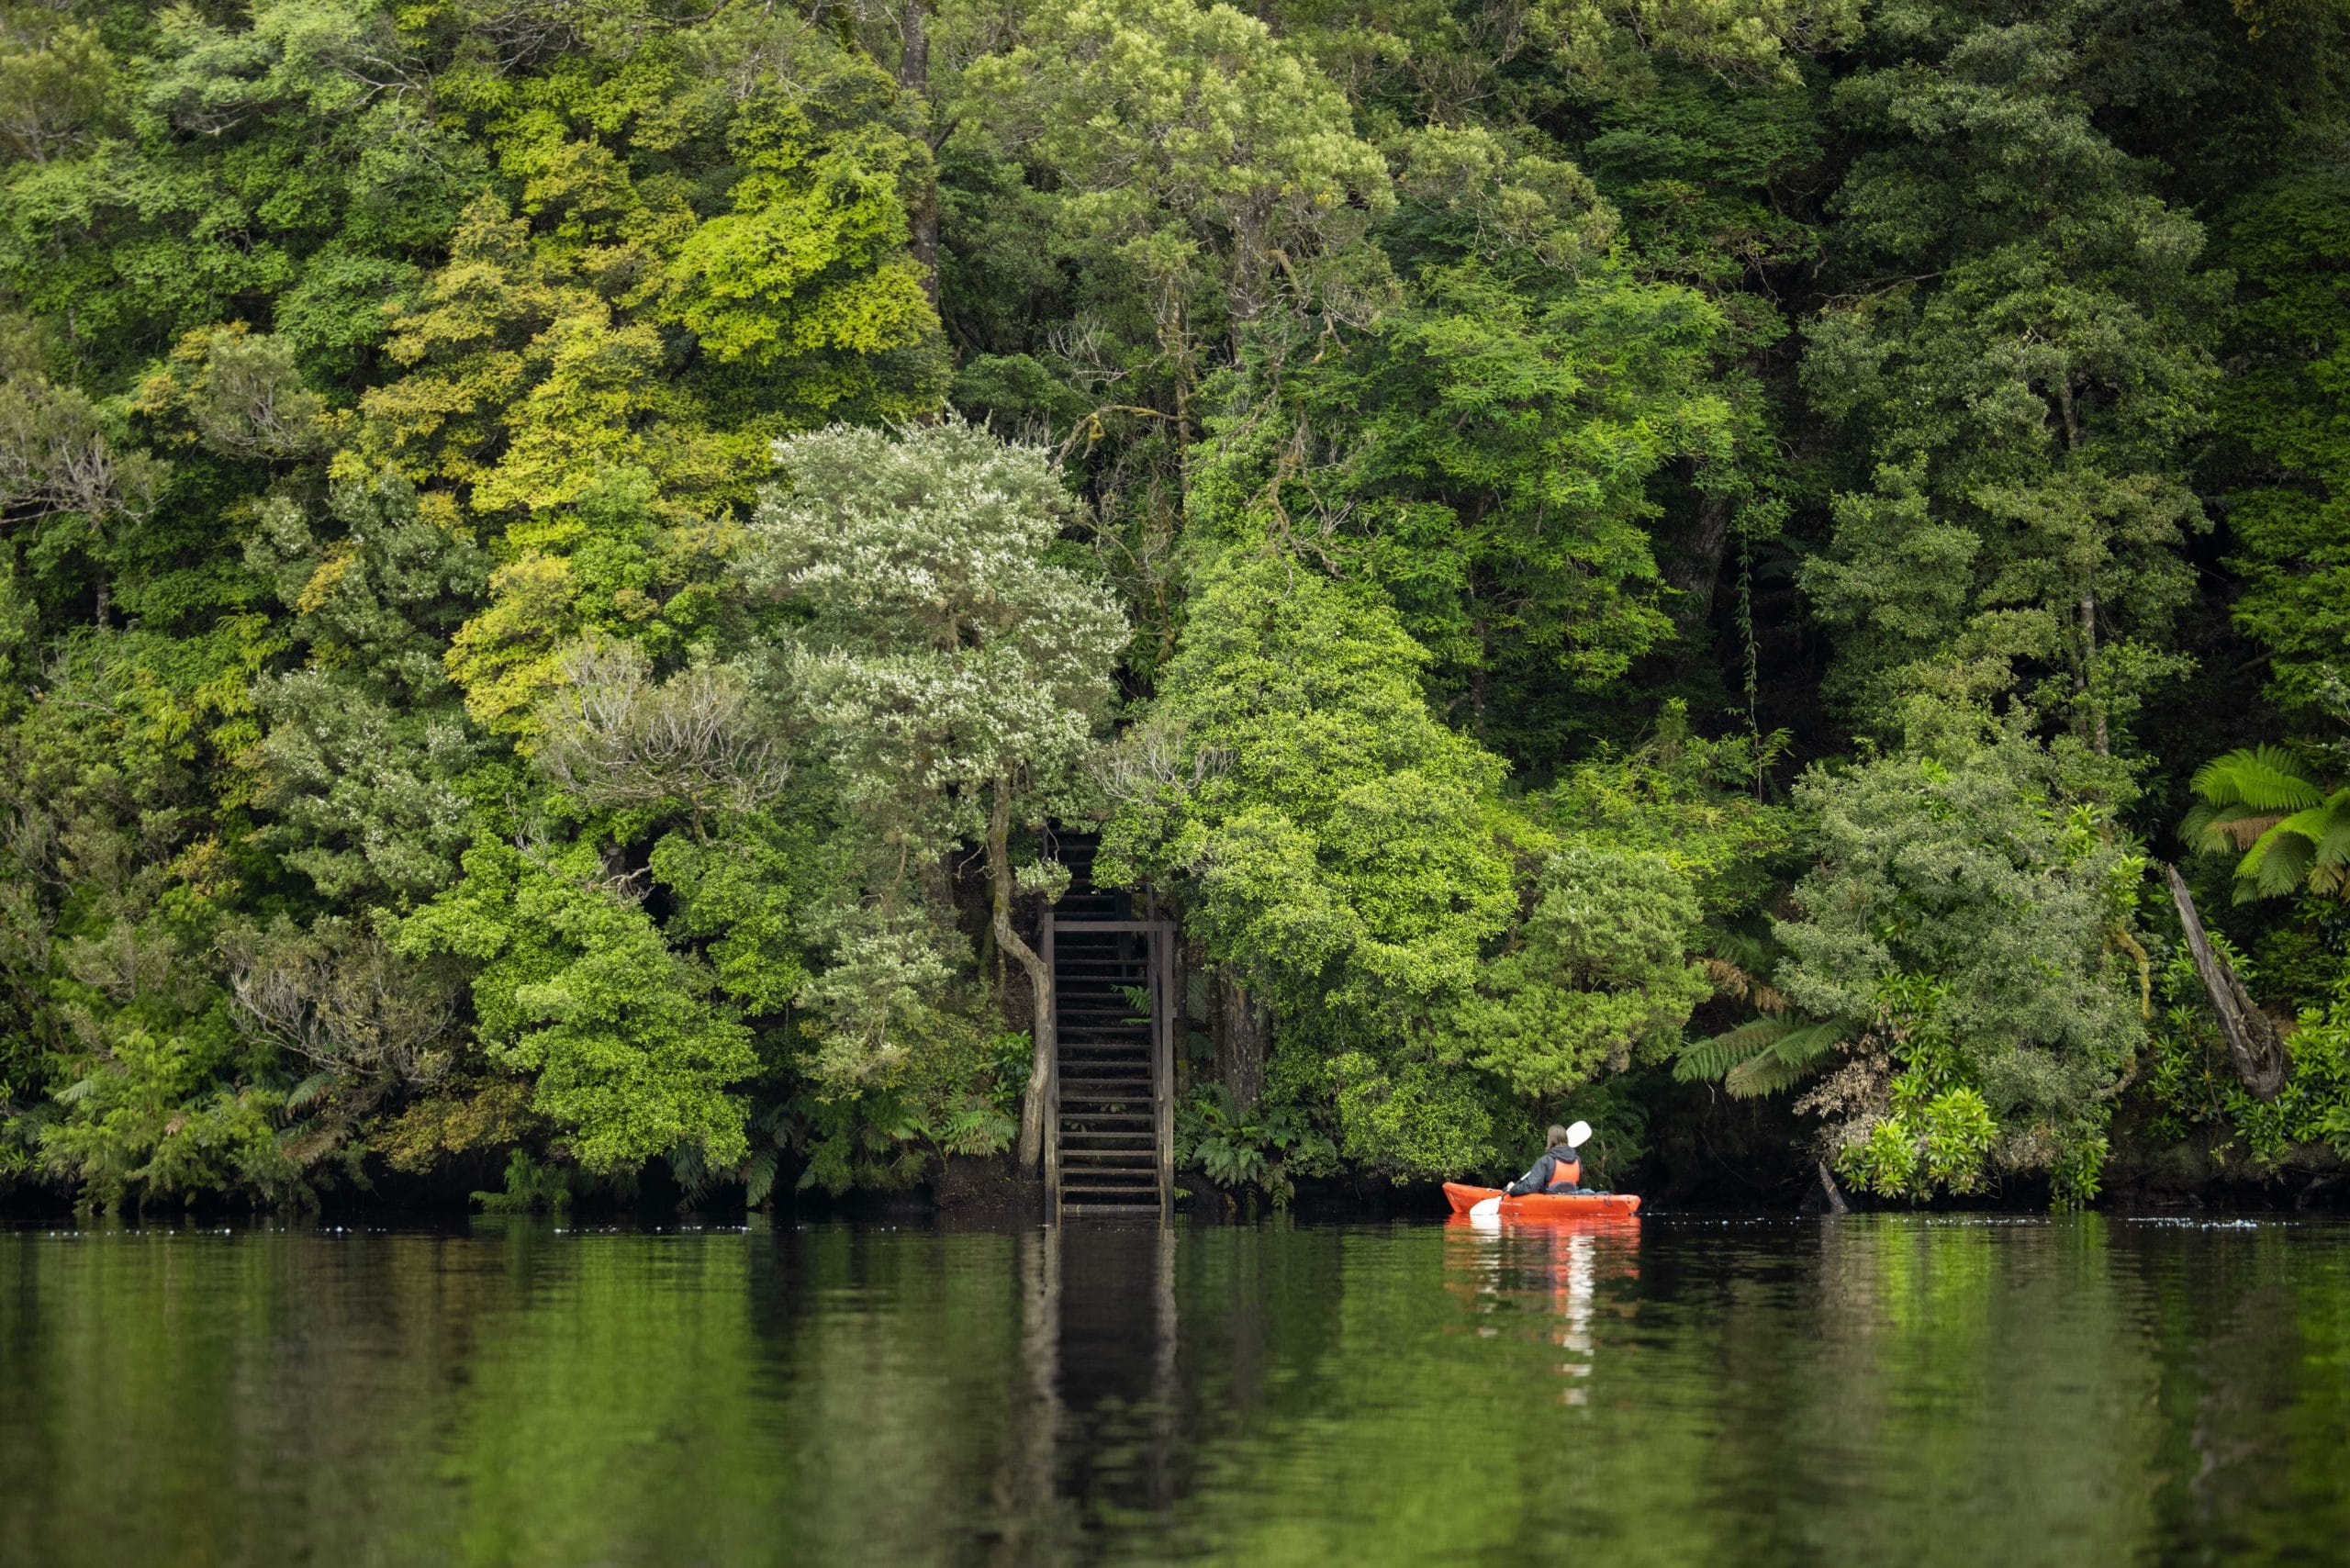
[1176,1083,1337,1209]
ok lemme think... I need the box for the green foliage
[1102,550,1513,1025]
[0,0,2344,1212]
[2185,745,2350,902]
[39,1018,302,1212]
[736,418,1125,1089]
[1801,0,2222,756]
[1175,1082,1337,1208]
[1775,726,2149,1201]
[2213,163,2350,721]
[1192,123,1733,758]
[1677,1017,1845,1100]
[786,1024,1030,1195]
[2149,938,2350,1170]
[1434,846,1710,1100]
[1326,1045,1506,1182]
[472,1147,572,1213]
[392,839,756,1173]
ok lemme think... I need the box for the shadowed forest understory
[2,0,2348,1216]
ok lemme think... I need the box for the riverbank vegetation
[2,0,2346,1213]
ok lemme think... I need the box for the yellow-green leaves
[663,88,937,371]
[349,25,949,734]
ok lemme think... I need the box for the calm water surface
[1,1214,2345,1566]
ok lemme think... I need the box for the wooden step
[1046,846,1166,1221]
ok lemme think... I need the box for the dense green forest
[0,0,2344,1213]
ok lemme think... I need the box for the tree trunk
[1816,1159,1849,1215]
[1212,969,1266,1112]
[2079,588,2108,757]
[994,780,1056,1173]
[2163,863,2288,1101]
[1662,485,1733,649]
[899,0,939,308]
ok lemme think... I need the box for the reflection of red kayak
[1442,1182,1641,1218]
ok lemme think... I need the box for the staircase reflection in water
[991,1222,1182,1564]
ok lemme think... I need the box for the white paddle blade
[1470,1195,1504,1220]
[1566,1120,1593,1149]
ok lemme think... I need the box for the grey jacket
[1505,1146,1582,1197]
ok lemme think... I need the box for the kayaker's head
[1546,1124,1572,1150]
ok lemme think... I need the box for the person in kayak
[1505,1124,1593,1197]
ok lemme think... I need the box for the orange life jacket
[1547,1154,1581,1193]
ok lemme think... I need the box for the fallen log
[2162,862,2289,1101]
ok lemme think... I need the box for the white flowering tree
[739,419,1130,1171]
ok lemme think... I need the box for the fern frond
[2190,746,2323,814]
[2244,817,2320,899]
[1726,1053,1808,1098]
[2314,804,2350,870]
[2185,802,2285,854]
[671,1141,711,1200]
[744,1148,779,1207]
[285,1070,337,1113]
[1724,1022,1841,1098]
[1707,929,1775,977]
[1702,956,1753,999]
[1675,1015,1794,1082]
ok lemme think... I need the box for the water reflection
[0,1216,2344,1567]
[988,1225,1187,1563]
[1442,1215,1642,1402]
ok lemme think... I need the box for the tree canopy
[3,0,2346,1213]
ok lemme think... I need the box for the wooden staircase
[1046,836,1171,1219]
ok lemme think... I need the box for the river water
[0,1214,2344,1566]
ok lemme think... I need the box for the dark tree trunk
[2163,863,2288,1101]
[1212,969,1266,1112]
[899,0,939,307]
[1816,1159,1849,1215]
[1661,487,1733,647]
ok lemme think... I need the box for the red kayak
[1443,1182,1641,1219]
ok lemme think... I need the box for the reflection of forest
[0,1221,2344,1566]
[1441,1215,1644,1403]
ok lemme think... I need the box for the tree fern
[743,1148,780,1208]
[1676,1017,1842,1097]
[2184,745,2323,853]
[2184,746,2350,902]
[284,1070,337,1114]
[1674,1015,1792,1081]
[1723,1023,1843,1098]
